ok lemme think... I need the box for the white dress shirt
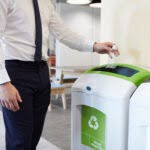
[0,0,94,84]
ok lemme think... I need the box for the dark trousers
[2,60,51,150]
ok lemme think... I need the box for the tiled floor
[0,95,71,150]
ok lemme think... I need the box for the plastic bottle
[106,44,118,69]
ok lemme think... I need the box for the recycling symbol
[88,116,99,130]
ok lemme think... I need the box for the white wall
[55,2,101,67]
[101,0,150,67]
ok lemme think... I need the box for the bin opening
[93,66,139,77]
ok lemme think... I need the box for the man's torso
[2,0,53,61]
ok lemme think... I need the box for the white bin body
[71,74,137,150]
[128,83,150,150]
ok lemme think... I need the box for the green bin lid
[85,64,150,86]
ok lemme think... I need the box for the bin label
[81,105,106,150]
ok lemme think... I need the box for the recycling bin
[71,64,150,150]
[128,83,150,150]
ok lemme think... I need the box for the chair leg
[56,94,59,99]
[62,93,67,110]
[48,103,52,111]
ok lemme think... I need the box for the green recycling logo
[88,116,99,130]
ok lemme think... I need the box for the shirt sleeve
[48,2,95,52]
[0,0,11,84]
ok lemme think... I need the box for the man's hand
[93,42,120,58]
[0,82,22,112]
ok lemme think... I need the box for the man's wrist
[93,42,98,52]
[0,67,11,85]
[0,81,11,86]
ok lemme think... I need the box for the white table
[49,66,95,111]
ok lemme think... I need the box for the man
[0,0,119,150]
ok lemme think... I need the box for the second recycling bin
[128,83,150,150]
[71,64,150,150]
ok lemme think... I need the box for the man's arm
[0,0,22,112]
[0,0,11,84]
[49,4,94,52]
[48,2,120,56]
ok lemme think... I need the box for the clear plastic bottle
[106,44,118,69]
